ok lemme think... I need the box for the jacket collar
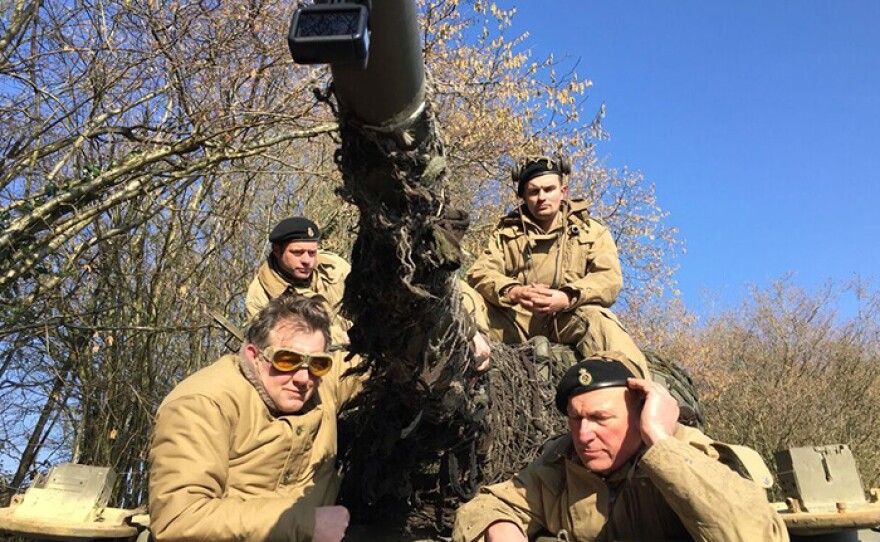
[257,256,312,298]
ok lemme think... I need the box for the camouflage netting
[479,344,568,486]
[329,91,702,538]
[332,99,566,536]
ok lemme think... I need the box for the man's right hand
[313,506,349,542]
[627,378,679,447]
[485,521,527,542]
[509,284,541,308]
[472,331,492,372]
[506,285,526,305]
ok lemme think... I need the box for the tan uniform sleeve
[466,231,521,308]
[245,274,270,322]
[149,396,315,542]
[316,252,351,309]
[453,458,556,542]
[639,437,789,542]
[321,252,351,278]
[562,223,622,309]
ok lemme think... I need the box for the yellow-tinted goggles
[259,347,333,377]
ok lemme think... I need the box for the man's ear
[561,183,569,197]
[243,343,260,365]
[271,243,282,259]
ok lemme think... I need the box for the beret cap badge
[578,368,593,386]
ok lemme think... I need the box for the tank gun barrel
[287,1,483,532]
[330,0,425,128]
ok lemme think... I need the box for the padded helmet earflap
[510,164,521,187]
[556,154,572,176]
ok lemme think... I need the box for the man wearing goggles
[150,295,363,542]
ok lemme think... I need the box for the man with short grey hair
[454,352,789,542]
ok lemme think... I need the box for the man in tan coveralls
[453,353,790,542]
[246,216,351,344]
[466,154,646,371]
[149,296,362,542]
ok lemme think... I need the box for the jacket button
[295,426,303,436]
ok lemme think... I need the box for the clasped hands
[507,283,571,314]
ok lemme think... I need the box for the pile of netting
[332,101,568,537]
[338,339,568,536]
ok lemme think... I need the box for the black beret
[555,354,639,414]
[268,217,321,244]
[516,157,566,196]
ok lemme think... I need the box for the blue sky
[505,1,880,317]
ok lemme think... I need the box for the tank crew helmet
[554,351,645,415]
[269,217,321,245]
[510,153,572,197]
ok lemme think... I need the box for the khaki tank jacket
[245,251,350,321]
[453,425,789,542]
[466,199,622,311]
[149,353,363,542]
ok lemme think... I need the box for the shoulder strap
[710,443,775,488]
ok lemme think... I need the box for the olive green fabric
[643,349,704,428]
[246,250,351,345]
[466,199,647,373]
[149,353,364,542]
[453,425,790,542]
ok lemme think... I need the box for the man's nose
[289,367,312,384]
[575,420,597,441]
